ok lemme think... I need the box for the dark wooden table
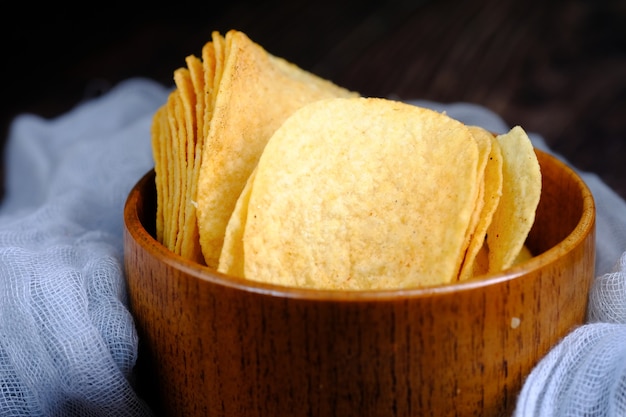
[3,0,625,198]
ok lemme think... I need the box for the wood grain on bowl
[123,149,595,417]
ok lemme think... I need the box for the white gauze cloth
[0,83,624,416]
[0,78,168,416]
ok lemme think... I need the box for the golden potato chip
[152,68,202,260]
[151,105,169,245]
[150,30,355,266]
[153,100,173,248]
[458,127,503,281]
[486,126,541,273]
[456,125,491,280]
[172,69,193,256]
[195,30,357,268]
[165,91,181,251]
[473,243,533,277]
[238,97,480,290]
[218,167,257,278]
[175,89,193,256]
[185,55,204,149]
[475,243,534,277]
[209,31,226,112]
[183,55,206,264]
[201,39,217,141]
[173,62,206,263]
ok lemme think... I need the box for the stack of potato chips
[151,30,357,266]
[152,30,541,290]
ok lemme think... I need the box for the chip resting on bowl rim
[219,97,482,290]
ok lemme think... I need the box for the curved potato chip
[486,126,541,272]
[196,30,357,268]
[240,97,480,290]
[219,167,256,278]
[458,127,503,281]
[456,125,491,280]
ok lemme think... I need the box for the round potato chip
[195,30,357,268]
[458,127,503,281]
[486,126,541,273]
[239,97,480,290]
[219,167,256,278]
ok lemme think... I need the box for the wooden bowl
[124,149,595,417]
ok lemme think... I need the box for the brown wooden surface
[124,149,595,416]
[2,0,626,200]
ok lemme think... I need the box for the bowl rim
[124,149,596,302]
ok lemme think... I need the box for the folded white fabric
[0,82,624,416]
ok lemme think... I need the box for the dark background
[2,0,625,199]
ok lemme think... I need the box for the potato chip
[201,38,217,141]
[151,105,169,245]
[486,126,541,273]
[458,127,503,281]
[195,30,357,268]
[165,91,181,251]
[183,56,206,264]
[171,69,194,256]
[152,70,200,260]
[150,30,355,266]
[456,126,491,280]
[173,62,206,264]
[218,167,256,278]
[209,31,226,112]
[236,97,480,290]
